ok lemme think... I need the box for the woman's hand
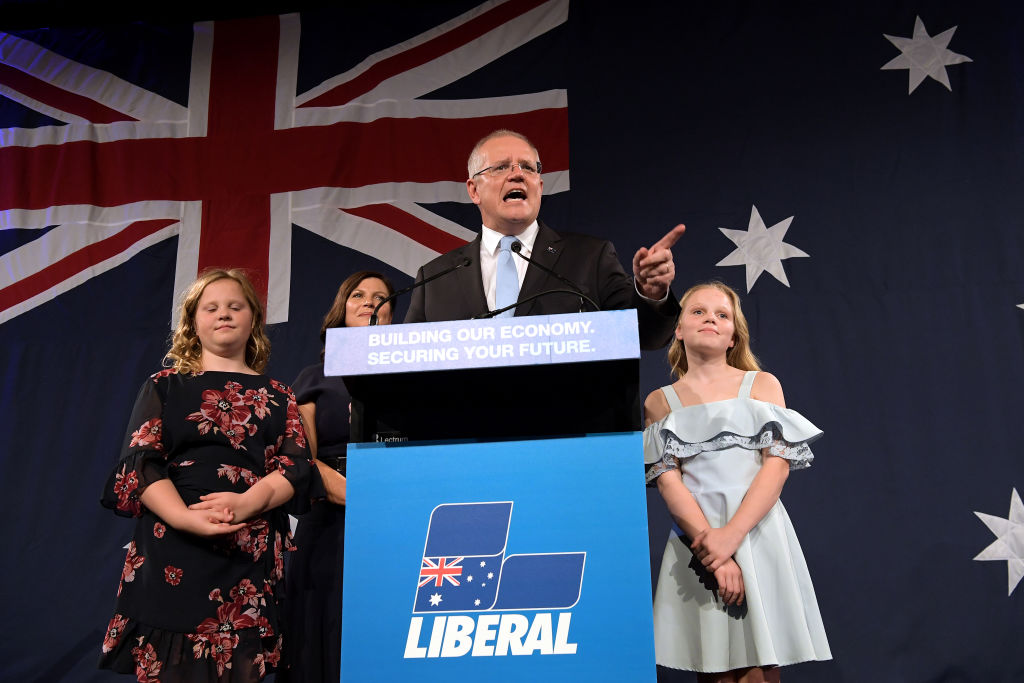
[713,558,745,606]
[691,526,744,572]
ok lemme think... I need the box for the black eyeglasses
[471,160,543,179]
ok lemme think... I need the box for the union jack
[0,0,571,326]
[419,556,464,588]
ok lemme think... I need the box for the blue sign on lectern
[341,433,656,681]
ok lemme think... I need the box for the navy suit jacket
[403,221,680,350]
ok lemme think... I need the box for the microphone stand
[370,256,472,325]
[509,241,600,313]
[473,289,594,320]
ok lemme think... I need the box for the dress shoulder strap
[738,371,758,399]
[660,385,686,412]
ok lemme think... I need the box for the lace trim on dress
[646,458,678,482]
[645,424,814,484]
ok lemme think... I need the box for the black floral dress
[99,369,322,682]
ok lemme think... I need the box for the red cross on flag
[0,0,571,325]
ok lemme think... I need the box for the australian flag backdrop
[1,1,1022,681]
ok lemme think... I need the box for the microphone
[509,241,600,313]
[474,289,590,319]
[370,256,472,325]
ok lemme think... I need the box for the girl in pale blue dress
[644,282,830,683]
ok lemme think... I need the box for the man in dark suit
[404,129,684,349]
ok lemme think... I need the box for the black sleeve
[403,266,427,323]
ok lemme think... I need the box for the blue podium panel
[341,433,656,681]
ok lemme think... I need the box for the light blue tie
[495,235,520,317]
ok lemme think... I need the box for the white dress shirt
[479,220,539,311]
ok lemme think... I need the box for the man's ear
[466,178,481,205]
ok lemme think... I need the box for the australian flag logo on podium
[413,501,586,614]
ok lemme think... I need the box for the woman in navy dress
[99,268,322,682]
[279,270,395,683]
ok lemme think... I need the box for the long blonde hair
[165,268,271,374]
[667,281,760,378]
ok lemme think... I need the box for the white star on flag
[429,593,443,606]
[717,205,809,292]
[882,16,972,94]
[973,488,1024,596]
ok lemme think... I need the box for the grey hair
[467,129,541,178]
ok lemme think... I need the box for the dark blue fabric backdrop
[1,2,1022,681]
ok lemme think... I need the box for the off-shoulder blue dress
[644,371,831,672]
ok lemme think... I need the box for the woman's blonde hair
[667,280,760,378]
[165,268,270,374]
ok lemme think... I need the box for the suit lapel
[454,236,488,317]
[518,220,564,317]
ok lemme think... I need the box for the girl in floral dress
[99,268,322,682]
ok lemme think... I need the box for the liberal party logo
[404,501,585,659]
